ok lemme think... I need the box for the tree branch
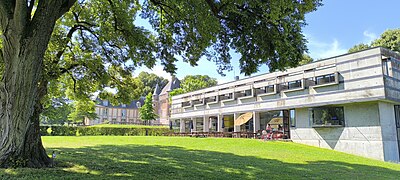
[13,0,28,31]
[0,0,13,28]
[58,0,77,19]
[204,0,219,17]
[68,71,77,93]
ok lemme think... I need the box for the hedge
[40,126,172,136]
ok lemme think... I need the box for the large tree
[138,72,168,97]
[348,43,370,53]
[170,75,218,97]
[180,75,218,92]
[348,29,400,53]
[0,0,321,167]
[139,92,157,125]
[371,29,400,52]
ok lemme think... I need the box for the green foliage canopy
[348,43,370,53]
[371,29,400,52]
[2,0,322,108]
[299,54,313,65]
[170,75,217,96]
[139,93,158,121]
[138,72,168,97]
[348,29,400,53]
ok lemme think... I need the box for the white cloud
[363,30,377,44]
[306,34,347,60]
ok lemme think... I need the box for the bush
[40,125,171,136]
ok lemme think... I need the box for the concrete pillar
[378,102,400,162]
[253,111,260,133]
[217,114,223,132]
[179,119,185,133]
[233,113,240,132]
[203,116,209,132]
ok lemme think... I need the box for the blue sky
[134,0,400,84]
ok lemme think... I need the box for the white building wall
[171,48,386,119]
[291,102,386,161]
[378,101,400,162]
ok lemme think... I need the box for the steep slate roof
[96,97,145,109]
[160,77,181,95]
[153,84,162,96]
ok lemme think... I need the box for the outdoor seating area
[163,131,286,139]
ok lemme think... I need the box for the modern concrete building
[170,47,400,162]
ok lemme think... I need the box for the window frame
[289,109,296,127]
[310,106,345,128]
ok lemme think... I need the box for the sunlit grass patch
[1,136,399,179]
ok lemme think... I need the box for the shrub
[40,125,171,136]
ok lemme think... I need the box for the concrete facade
[170,47,400,162]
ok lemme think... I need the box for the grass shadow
[1,144,400,179]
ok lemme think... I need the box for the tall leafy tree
[0,0,321,167]
[348,43,370,53]
[40,98,72,125]
[170,75,218,96]
[299,54,313,65]
[138,72,168,96]
[371,29,400,52]
[180,75,218,92]
[68,100,98,124]
[139,93,157,125]
[348,29,400,53]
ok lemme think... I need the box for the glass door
[282,110,290,139]
[395,105,400,159]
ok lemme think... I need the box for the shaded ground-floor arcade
[171,109,295,139]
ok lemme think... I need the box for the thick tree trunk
[0,0,76,168]
[0,34,52,168]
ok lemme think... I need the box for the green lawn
[1,136,400,179]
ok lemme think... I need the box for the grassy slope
[1,136,400,179]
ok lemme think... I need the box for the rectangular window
[182,101,191,107]
[304,77,315,89]
[289,109,296,127]
[219,93,233,101]
[315,74,336,85]
[288,80,302,89]
[121,109,127,117]
[103,100,109,106]
[103,109,108,116]
[192,99,204,105]
[244,89,252,96]
[266,85,274,93]
[310,106,345,126]
[205,96,217,103]
[382,60,390,76]
[395,105,400,128]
